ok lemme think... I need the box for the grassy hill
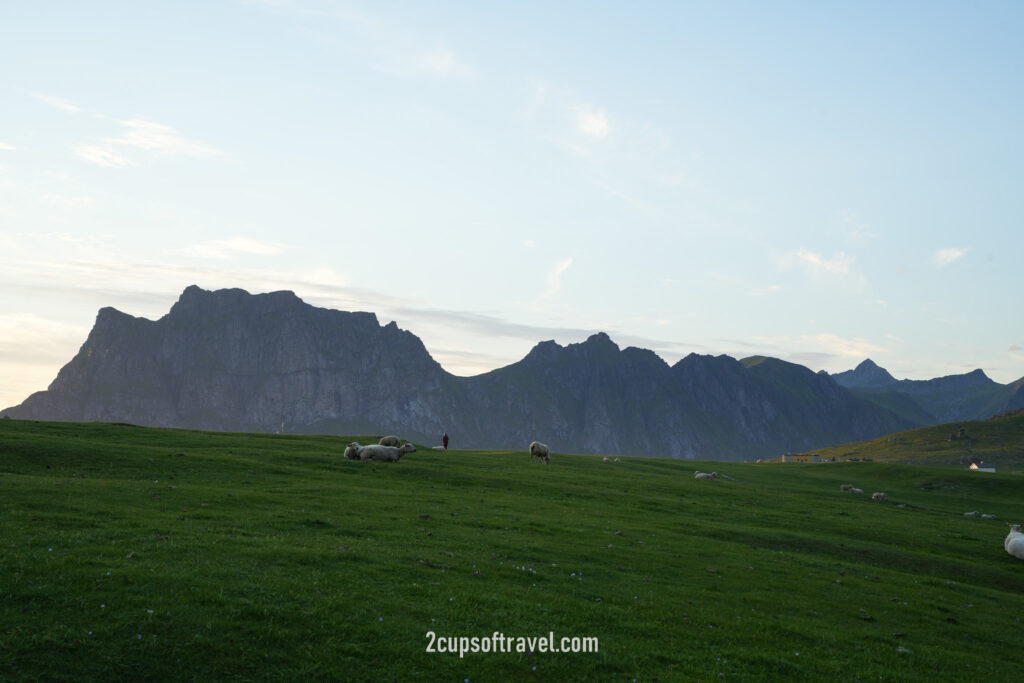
[2,419,1024,681]
[799,409,1024,467]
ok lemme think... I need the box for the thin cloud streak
[31,92,80,113]
[934,247,967,267]
[75,145,133,168]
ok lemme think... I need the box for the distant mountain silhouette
[8,285,1016,460]
[831,359,1021,424]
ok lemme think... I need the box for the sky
[2,0,1023,410]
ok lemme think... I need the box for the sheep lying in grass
[964,510,980,517]
[529,441,550,464]
[849,487,864,495]
[343,442,363,460]
[840,484,853,492]
[871,492,887,502]
[1005,524,1024,560]
[378,435,401,447]
[359,443,417,462]
[694,471,718,480]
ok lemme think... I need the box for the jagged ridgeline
[4,286,1021,460]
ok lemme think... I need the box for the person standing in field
[442,432,449,451]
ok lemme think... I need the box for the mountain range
[4,286,1022,460]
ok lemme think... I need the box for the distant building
[781,453,821,463]
[968,462,996,473]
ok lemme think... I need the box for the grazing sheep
[964,510,980,517]
[378,435,401,447]
[1005,524,1024,560]
[871,492,887,502]
[343,442,363,460]
[359,443,417,462]
[840,484,853,492]
[602,457,610,463]
[982,514,997,519]
[529,441,550,464]
[614,457,620,462]
[694,471,719,480]
[849,487,864,494]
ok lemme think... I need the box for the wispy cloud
[776,248,865,289]
[0,142,17,151]
[575,105,610,139]
[794,248,855,276]
[74,145,134,168]
[109,119,221,157]
[183,237,289,260]
[75,118,221,168]
[536,257,574,302]
[934,247,967,267]
[523,240,536,248]
[32,93,80,113]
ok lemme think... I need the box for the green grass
[801,409,1024,467]
[2,419,1024,681]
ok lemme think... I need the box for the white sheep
[982,514,997,519]
[849,487,864,494]
[378,435,401,447]
[871,492,887,502]
[694,471,718,480]
[602,457,610,463]
[1005,524,1024,560]
[840,484,853,492]
[359,443,417,462]
[529,441,550,464]
[964,510,980,517]
[614,457,620,462]
[343,442,363,460]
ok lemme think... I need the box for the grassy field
[800,409,1024,467]
[2,419,1024,681]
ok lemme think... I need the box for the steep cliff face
[2,286,946,460]
[6,286,455,437]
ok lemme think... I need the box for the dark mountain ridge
[5,285,1012,460]
[831,358,1021,425]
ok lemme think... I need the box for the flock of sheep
[343,436,417,462]
[340,435,1024,562]
[839,483,1024,561]
[341,436,553,465]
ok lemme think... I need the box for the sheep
[840,484,853,492]
[982,514,997,519]
[602,457,610,463]
[614,457,620,462]
[529,441,550,464]
[343,442,363,460]
[871,492,887,502]
[849,487,864,495]
[964,510,980,517]
[359,442,417,462]
[694,471,718,480]
[1005,524,1024,560]
[378,435,401,447]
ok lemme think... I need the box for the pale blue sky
[2,0,1022,409]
